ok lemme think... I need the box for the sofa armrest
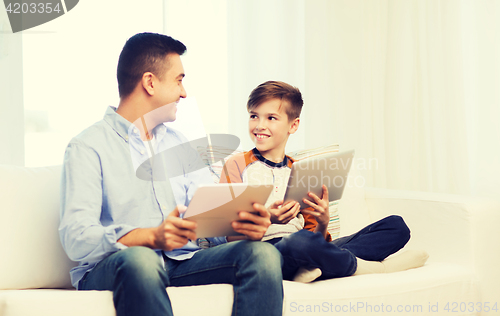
[364,187,500,305]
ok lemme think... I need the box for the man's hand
[231,203,271,241]
[152,205,198,251]
[301,185,330,238]
[118,205,197,252]
[268,200,300,224]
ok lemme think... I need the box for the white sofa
[1,164,499,316]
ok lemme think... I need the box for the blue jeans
[268,215,411,280]
[79,240,283,316]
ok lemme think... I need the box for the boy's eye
[268,116,277,121]
[250,114,257,119]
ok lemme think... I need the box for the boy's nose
[255,120,267,130]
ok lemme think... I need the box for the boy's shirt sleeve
[219,153,246,184]
[302,211,332,242]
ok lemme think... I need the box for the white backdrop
[1,0,499,200]
[165,0,500,200]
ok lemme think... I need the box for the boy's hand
[301,185,330,238]
[231,203,271,240]
[268,200,300,224]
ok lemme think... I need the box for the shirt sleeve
[59,142,136,264]
[219,155,245,184]
[302,211,332,242]
[206,236,228,245]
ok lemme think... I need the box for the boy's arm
[302,212,332,242]
[300,185,332,241]
[219,155,244,184]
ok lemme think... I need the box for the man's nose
[180,84,187,98]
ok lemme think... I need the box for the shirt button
[162,205,167,210]
[140,150,145,155]
[134,128,138,134]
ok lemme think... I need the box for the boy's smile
[248,98,299,163]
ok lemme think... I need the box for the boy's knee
[276,230,323,256]
[386,215,411,242]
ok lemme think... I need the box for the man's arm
[118,206,197,251]
[60,142,198,263]
[231,203,271,240]
[59,143,135,263]
[218,155,272,241]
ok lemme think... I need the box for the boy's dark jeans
[267,215,411,280]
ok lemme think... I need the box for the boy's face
[248,98,299,162]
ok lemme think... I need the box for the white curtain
[224,0,500,199]
[10,0,497,198]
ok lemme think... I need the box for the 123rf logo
[3,0,78,33]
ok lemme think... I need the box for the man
[59,32,283,316]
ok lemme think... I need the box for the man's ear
[289,117,300,134]
[141,72,155,96]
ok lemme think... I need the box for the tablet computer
[284,149,355,209]
[183,183,273,238]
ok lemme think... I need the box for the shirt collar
[103,106,169,144]
[103,106,133,143]
[252,148,290,168]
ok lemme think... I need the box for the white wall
[163,0,229,136]
[2,0,500,200]
[227,0,306,153]
[17,0,163,167]
[0,8,24,166]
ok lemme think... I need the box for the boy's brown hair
[247,81,303,121]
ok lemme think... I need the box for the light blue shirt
[59,106,226,288]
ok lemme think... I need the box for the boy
[220,81,429,282]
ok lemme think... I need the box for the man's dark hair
[117,32,186,98]
[247,81,303,120]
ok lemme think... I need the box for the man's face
[153,53,187,123]
[248,98,299,162]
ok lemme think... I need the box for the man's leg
[79,247,172,316]
[166,240,283,316]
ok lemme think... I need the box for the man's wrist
[118,227,158,249]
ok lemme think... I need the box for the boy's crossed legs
[268,215,429,282]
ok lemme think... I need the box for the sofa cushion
[336,164,373,238]
[0,165,75,290]
[283,263,479,315]
[0,263,478,316]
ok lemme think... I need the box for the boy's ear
[289,117,300,135]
